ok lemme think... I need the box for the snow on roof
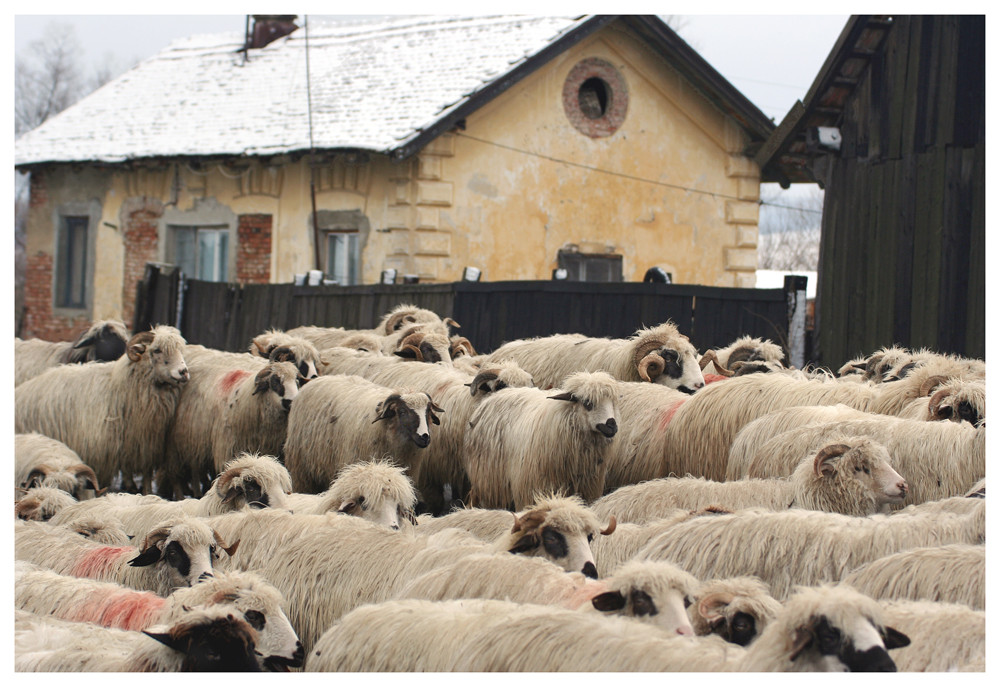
[14,15,587,166]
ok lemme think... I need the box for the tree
[757,184,824,271]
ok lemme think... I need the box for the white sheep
[15,432,103,500]
[316,346,535,513]
[284,459,418,530]
[895,376,985,425]
[243,330,322,379]
[689,576,784,646]
[481,320,706,392]
[14,606,261,672]
[698,335,785,376]
[841,543,984,610]
[14,565,303,671]
[15,516,239,596]
[14,318,130,386]
[43,512,132,545]
[727,415,985,506]
[50,452,294,538]
[282,374,443,492]
[589,511,695,578]
[14,325,189,494]
[15,486,78,522]
[592,436,908,522]
[304,584,910,672]
[632,500,985,600]
[284,303,454,353]
[464,370,620,509]
[871,599,984,672]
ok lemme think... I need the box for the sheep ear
[24,468,48,488]
[697,592,734,623]
[128,546,163,568]
[253,368,272,395]
[508,533,539,554]
[590,591,627,613]
[374,395,401,422]
[548,391,576,402]
[881,626,911,650]
[813,444,851,477]
[788,624,814,661]
[142,630,183,652]
[338,499,359,515]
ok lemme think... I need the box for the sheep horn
[918,375,949,397]
[214,466,240,497]
[125,330,155,362]
[600,515,616,536]
[214,531,240,557]
[24,466,50,488]
[632,337,666,368]
[69,464,101,491]
[698,350,734,376]
[140,526,172,552]
[444,317,461,330]
[813,443,852,477]
[927,388,954,420]
[637,353,665,382]
[469,370,499,396]
[697,591,736,622]
[394,344,424,361]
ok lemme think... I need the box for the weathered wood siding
[817,15,984,367]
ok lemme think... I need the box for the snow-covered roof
[14,15,591,166]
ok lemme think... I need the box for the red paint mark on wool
[219,369,251,395]
[70,546,131,579]
[67,591,167,631]
[657,399,687,432]
[703,374,729,385]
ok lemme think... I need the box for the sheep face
[253,362,300,413]
[329,460,418,531]
[15,487,77,521]
[144,612,261,672]
[794,615,908,672]
[634,340,705,393]
[469,364,535,397]
[129,521,237,588]
[268,345,319,384]
[337,494,409,531]
[23,464,101,500]
[213,456,293,511]
[506,501,614,579]
[696,594,761,646]
[807,440,908,512]
[373,392,442,449]
[549,373,618,438]
[592,585,695,637]
[68,320,128,364]
[127,328,189,386]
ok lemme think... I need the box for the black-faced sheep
[464,371,620,509]
[14,565,303,671]
[593,436,908,521]
[699,335,785,376]
[689,576,783,647]
[871,599,984,672]
[633,500,985,600]
[14,606,261,672]
[304,584,909,672]
[15,432,103,500]
[15,326,189,494]
[481,320,706,392]
[15,318,129,386]
[284,459,418,530]
[15,516,239,596]
[282,374,443,492]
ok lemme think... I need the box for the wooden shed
[756,15,984,367]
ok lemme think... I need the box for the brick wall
[236,214,272,284]
[122,208,161,327]
[21,252,90,341]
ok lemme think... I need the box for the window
[324,231,360,285]
[56,215,89,308]
[170,225,229,282]
[557,249,623,282]
[562,58,629,138]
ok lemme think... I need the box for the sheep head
[807,439,908,515]
[129,520,238,588]
[143,611,262,672]
[373,392,442,449]
[503,494,611,578]
[697,349,734,376]
[632,331,705,393]
[268,345,319,384]
[252,363,300,412]
[126,327,189,386]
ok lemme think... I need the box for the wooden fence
[133,264,806,359]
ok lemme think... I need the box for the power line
[452,131,822,215]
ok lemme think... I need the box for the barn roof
[15,14,774,169]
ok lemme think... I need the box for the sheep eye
[683,597,693,609]
[864,467,871,475]
[244,610,266,630]
[209,545,217,558]
[587,533,594,543]
[582,400,594,411]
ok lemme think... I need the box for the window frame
[556,249,624,283]
[167,224,230,283]
[51,200,100,316]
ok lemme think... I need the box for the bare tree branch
[758,185,824,271]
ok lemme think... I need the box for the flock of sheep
[13,304,986,672]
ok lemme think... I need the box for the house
[756,15,985,366]
[15,14,775,341]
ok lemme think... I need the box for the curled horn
[385,312,416,333]
[213,530,240,557]
[698,350,734,376]
[214,466,241,501]
[697,591,736,623]
[638,354,665,382]
[69,464,101,491]
[813,443,852,477]
[395,344,424,361]
[444,317,461,330]
[927,387,954,420]
[125,330,155,362]
[918,375,949,397]
[600,515,617,536]
[24,466,50,488]
[139,526,172,553]
[450,336,476,358]
[469,369,499,396]
[14,496,41,519]
[268,345,295,364]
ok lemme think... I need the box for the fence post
[784,275,808,369]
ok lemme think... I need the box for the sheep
[284,304,454,352]
[14,318,130,386]
[282,374,443,492]
[698,335,785,376]
[305,584,909,672]
[14,325,189,494]
[47,512,132,545]
[15,516,239,596]
[243,330,322,379]
[632,499,985,600]
[965,477,985,498]
[464,371,620,509]
[841,543,985,610]
[592,436,908,522]
[895,376,985,425]
[690,576,784,647]
[870,599,985,672]
[15,486,78,522]
[864,361,987,417]
[589,510,696,578]
[15,432,103,500]
[727,416,985,505]
[317,346,535,513]
[284,459,418,530]
[166,347,301,498]
[14,566,304,671]
[382,322,454,363]
[481,320,705,392]
[50,452,294,538]
[14,606,261,672]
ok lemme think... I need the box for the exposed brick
[562,57,629,138]
[122,209,161,327]
[22,252,90,341]
[236,214,272,284]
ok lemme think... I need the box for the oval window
[562,58,628,137]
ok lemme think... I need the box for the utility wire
[452,131,823,215]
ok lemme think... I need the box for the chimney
[248,15,298,49]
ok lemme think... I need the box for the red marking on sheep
[219,369,252,395]
[657,399,687,432]
[703,374,730,385]
[70,546,132,579]
[67,590,167,631]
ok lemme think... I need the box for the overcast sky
[14,12,850,125]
